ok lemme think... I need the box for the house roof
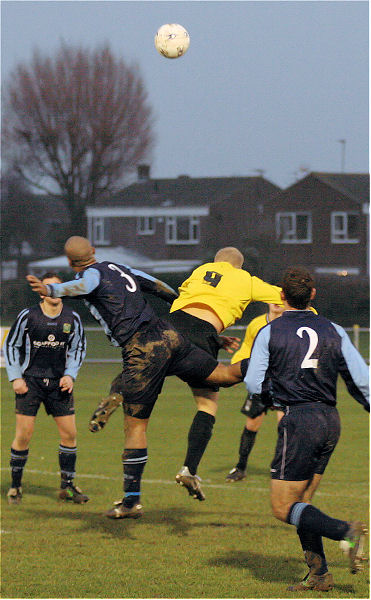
[309,172,369,203]
[94,175,281,207]
[27,246,199,275]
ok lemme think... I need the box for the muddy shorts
[111,317,218,419]
[166,310,221,391]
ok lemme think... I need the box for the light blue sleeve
[47,268,101,298]
[64,313,87,380]
[244,324,271,393]
[4,309,29,381]
[332,322,369,405]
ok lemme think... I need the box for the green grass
[83,327,370,361]
[1,365,369,599]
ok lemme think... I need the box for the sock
[10,448,29,488]
[122,448,148,508]
[236,428,257,471]
[287,502,349,541]
[298,528,328,575]
[59,445,77,488]
[240,359,249,379]
[184,411,215,475]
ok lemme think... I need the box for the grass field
[1,361,369,599]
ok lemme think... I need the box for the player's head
[64,236,96,270]
[268,303,285,319]
[41,272,63,306]
[214,247,244,268]
[281,266,316,309]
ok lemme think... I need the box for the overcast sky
[1,0,368,189]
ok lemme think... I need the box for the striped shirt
[5,304,86,381]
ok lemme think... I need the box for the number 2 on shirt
[297,327,319,368]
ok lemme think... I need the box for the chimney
[137,164,150,182]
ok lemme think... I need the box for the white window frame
[165,216,200,245]
[137,216,155,235]
[91,217,110,245]
[315,267,360,276]
[276,212,312,244]
[1,260,18,280]
[331,212,359,244]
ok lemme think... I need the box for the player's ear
[280,290,285,302]
[310,288,316,300]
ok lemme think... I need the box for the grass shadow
[1,480,60,501]
[21,504,198,539]
[208,551,360,594]
[210,463,270,477]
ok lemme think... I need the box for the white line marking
[1,468,368,499]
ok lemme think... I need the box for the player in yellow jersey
[226,303,285,482]
[166,247,283,501]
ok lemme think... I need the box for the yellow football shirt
[170,262,282,330]
[231,306,318,363]
[231,313,269,363]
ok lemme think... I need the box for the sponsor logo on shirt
[33,334,66,349]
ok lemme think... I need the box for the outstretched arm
[129,268,178,304]
[27,269,100,298]
[26,275,49,297]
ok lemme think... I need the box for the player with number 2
[244,266,369,591]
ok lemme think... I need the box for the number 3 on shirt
[108,264,137,292]
[297,327,318,368]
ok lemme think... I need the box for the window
[166,216,200,245]
[331,212,359,243]
[137,216,155,235]
[92,217,110,245]
[1,260,18,280]
[276,212,312,243]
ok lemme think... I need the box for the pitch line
[0,467,368,499]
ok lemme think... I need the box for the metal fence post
[353,324,360,351]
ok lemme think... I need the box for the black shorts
[270,403,340,481]
[110,317,219,419]
[166,310,221,391]
[15,376,74,417]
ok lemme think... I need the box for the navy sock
[240,359,249,379]
[59,445,77,487]
[184,411,215,475]
[288,502,349,541]
[122,448,148,507]
[297,528,328,575]
[236,428,257,471]
[10,447,29,488]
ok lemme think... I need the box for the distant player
[244,266,369,590]
[226,303,285,483]
[26,237,247,519]
[5,273,87,505]
[167,247,283,501]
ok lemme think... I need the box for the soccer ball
[154,24,190,59]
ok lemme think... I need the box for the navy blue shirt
[5,304,86,380]
[244,310,369,410]
[47,261,178,347]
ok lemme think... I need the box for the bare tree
[2,43,154,234]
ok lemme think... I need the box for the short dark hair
[282,266,315,309]
[41,272,62,283]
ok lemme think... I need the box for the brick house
[261,172,369,278]
[86,167,281,263]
